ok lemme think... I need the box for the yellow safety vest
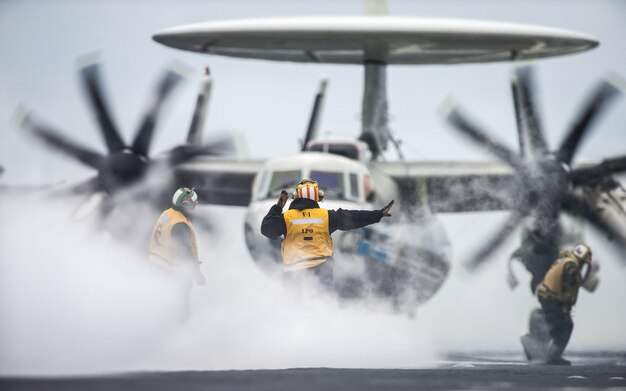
[149,208,199,267]
[537,254,581,306]
[281,208,333,271]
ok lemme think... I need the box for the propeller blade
[557,76,622,165]
[131,66,185,157]
[38,176,100,199]
[44,177,100,201]
[166,134,238,166]
[79,58,126,153]
[20,111,104,169]
[512,79,526,158]
[302,76,328,151]
[511,66,548,159]
[571,155,626,186]
[65,176,100,195]
[69,189,107,221]
[98,194,116,221]
[441,100,526,172]
[464,212,524,272]
[562,192,626,252]
[187,66,212,146]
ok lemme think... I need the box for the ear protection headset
[573,243,592,264]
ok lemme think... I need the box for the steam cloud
[1,194,624,376]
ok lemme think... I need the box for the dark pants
[522,307,573,363]
[542,307,573,353]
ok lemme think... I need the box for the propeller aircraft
[145,12,626,312]
[5,0,625,315]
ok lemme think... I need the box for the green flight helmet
[172,187,198,209]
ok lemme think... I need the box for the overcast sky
[1,0,625,185]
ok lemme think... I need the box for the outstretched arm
[329,200,394,233]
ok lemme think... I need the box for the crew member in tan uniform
[521,244,597,365]
[261,178,393,288]
[150,187,206,294]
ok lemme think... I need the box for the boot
[546,340,570,365]
[520,335,532,361]
[546,355,571,366]
[520,334,545,362]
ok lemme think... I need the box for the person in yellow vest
[150,187,206,286]
[261,178,394,288]
[520,244,596,365]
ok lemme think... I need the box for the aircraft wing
[175,156,264,207]
[370,160,516,213]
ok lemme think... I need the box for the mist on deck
[1,194,625,376]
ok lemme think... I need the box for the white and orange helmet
[293,178,324,202]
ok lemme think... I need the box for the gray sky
[1,0,625,185]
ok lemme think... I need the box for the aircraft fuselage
[243,151,451,312]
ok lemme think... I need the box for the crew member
[521,244,595,365]
[150,187,206,287]
[261,178,393,288]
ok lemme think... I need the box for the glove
[277,190,289,209]
[381,200,394,217]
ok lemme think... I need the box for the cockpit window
[311,170,345,199]
[267,170,301,197]
[349,173,359,199]
[253,170,268,199]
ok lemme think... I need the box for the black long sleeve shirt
[261,198,384,239]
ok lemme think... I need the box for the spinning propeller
[442,66,626,290]
[19,58,235,214]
